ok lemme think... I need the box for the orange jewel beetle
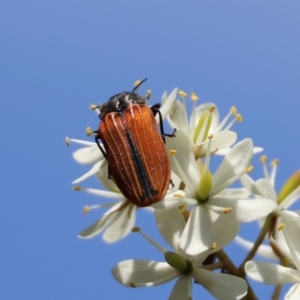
[94,79,175,207]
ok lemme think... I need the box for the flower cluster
[67,83,300,300]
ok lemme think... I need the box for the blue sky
[1,1,299,299]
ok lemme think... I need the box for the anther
[73,186,82,191]
[236,114,242,122]
[65,137,70,146]
[179,90,187,98]
[90,104,97,110]
[82,206,90,214]
[230,106,237,115]
[245,165,254,173]
[278,223,285,231]
[210,242,217,250]
[271,158,279,166]
[130,282,137,288]
[260,155,268,163]
[146,90,151,100]
[169,150,177,155]
[190,92,199,101]
[223,207,232,214]
[132,227,140,232]
[174,193,184,199]
[208,106,216,113]
[86,127,93,136]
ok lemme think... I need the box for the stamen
[65,137,70,146]
[245,165,254,173]
[214,107,236,132]
[236,114,242,122]
[271,158,279,166]
[179,90,187,98]
[132,227,167,253]
[134,79,141,87]
[170,154,195,193]
[210,242,217,250]
[260,155,270,180]
[260,155,268,163]
[86,127,93,136]
[190,92,199,101]
[270,159,279,186]
[82,204,104,214]
[223,117,237,131]
[223,207,232,214]
[82,206,90,214]
[278,223,285,231]
[174,192,184,199]
[146,90,151,100]
[230,106,237,115]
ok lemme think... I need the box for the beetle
[94,79,174,207]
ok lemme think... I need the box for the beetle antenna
[132,78,148,93]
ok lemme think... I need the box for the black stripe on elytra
[125,129,158,202]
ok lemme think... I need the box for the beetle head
[100,92,145,119]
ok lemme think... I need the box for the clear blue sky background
[1,1,299,299]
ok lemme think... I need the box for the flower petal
[152,192,185,210]
[285,283,300,300]
[111,260,178,287]
[168,100,190,137]
[211,213,240,251]
[211,138,254,196]
[193,268,247,300]
[208,197,277,222]
[180,205,212,255]
[251,178,277,202]
[168,275,193,300]
[197,131,237,156]
[280,211,300,270]
[72,161,103,184]
[72,145,103,164]
[155,208,186,250]
[78,200,127,239]
[245,261,300,284]
[191,102,219,134]
[167,130,199,189]
[159,88,178,121]
[103,204,136,243]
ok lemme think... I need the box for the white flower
[167,136,276,255]
[237,160,300,260]
[245,214,300,299]
[75,160,182,243]
[112,209,247,300]
[167,95,239,157]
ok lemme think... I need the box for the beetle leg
[151,104,166,143]
[163,128,177,138]
[94,134,112,179]
[151,104,177,141]
[170,180,174,189]
[94,134,107,159]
